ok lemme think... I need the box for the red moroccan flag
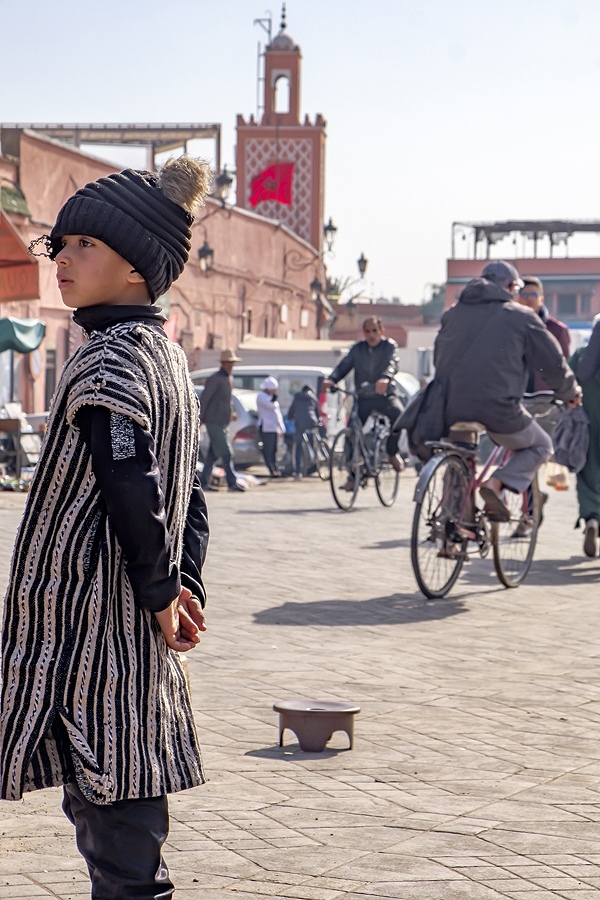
[249,163,294,208]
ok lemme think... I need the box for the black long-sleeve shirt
[77,402,208,613]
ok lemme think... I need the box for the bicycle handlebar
[328,385,358,398]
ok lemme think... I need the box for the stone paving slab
[2,470,600,897]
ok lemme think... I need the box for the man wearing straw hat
[199,349,246,492]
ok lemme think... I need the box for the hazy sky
[3,0,600,303]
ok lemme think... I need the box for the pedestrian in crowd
[0,158,211,899]
[199,348,245,493]
[568,314,600,556]
[517,275,571,489]
[257,376,285,476]
[517,276,571,385]
[287,383,321,480]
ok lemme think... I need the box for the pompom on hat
[44,157,212,302]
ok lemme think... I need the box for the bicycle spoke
[411,455,469,598]
[492,478,539,587]
[374,438,399,507]
[330,429,360,509]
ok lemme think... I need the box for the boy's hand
[154,587,207,653]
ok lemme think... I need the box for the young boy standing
[0,158,211,898]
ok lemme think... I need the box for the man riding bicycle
[322,316,404,480]
[434,260,580,520]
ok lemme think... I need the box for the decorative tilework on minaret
[236,7,326,251]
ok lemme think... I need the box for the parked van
[190,365,344,436]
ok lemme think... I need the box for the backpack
[392,378,447,463]
[552,405,590,473]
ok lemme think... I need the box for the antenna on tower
[280,3,286,31]
[253,11,273,121]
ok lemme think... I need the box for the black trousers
[62,782,174,899]
[357,395,403,456]
[259,429,279,474]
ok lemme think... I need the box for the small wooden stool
[273,699,360,752]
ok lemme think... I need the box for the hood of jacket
[458,278,513,306]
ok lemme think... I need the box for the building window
[581,294,592,314]
[44,350,56,410]
[557,293,577,316]
[274,76,290,114]
[300,309,309,328]
[280,304,288,323]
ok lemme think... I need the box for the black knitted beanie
[49,159,211,301]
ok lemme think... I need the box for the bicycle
[297,427,330,480]
[410,394,556,598]
[329,388,400,510]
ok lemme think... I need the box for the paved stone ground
[2,469,600,899]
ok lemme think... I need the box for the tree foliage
[420,284,446,324]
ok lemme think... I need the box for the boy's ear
[127,269,146,285]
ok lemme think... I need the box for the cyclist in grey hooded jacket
[434,260,580,518]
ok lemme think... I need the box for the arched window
[274,76,290,114]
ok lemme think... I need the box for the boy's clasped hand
[154,587,207,652]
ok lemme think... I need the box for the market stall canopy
[0,317,45,354]
[0,209,39,302]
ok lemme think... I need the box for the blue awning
[0,317,45,354]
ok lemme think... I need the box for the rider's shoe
[342,476,356,491]
[480,481,510,522]
[388,454,404,473]
[584,518,599,557]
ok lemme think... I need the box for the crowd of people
[2,146,600,900]
[200,260,600,563]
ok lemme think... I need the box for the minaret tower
[235,5,326,251]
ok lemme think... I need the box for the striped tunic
[0,320,204,803]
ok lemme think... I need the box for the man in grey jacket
[199,349,245,493]
[435,260,580,518]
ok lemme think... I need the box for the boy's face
[55,235,148,308]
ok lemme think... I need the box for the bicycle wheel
[330,428,360,510]
[411,454,469,598]
[299,437,311,478]
[314,435,330,480]
[374,436,399,507]
[492,475,539,588]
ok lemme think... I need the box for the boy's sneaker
[201,483,219,492]
[228,482,246,492]
[584,518,599,557]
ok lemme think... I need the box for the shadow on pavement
[459,554,600,588]
[253,592,467,626]
[362,538,411,549]
[245,745,350,759]
[238,507,342,515]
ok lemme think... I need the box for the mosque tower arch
[235,5,326,251]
